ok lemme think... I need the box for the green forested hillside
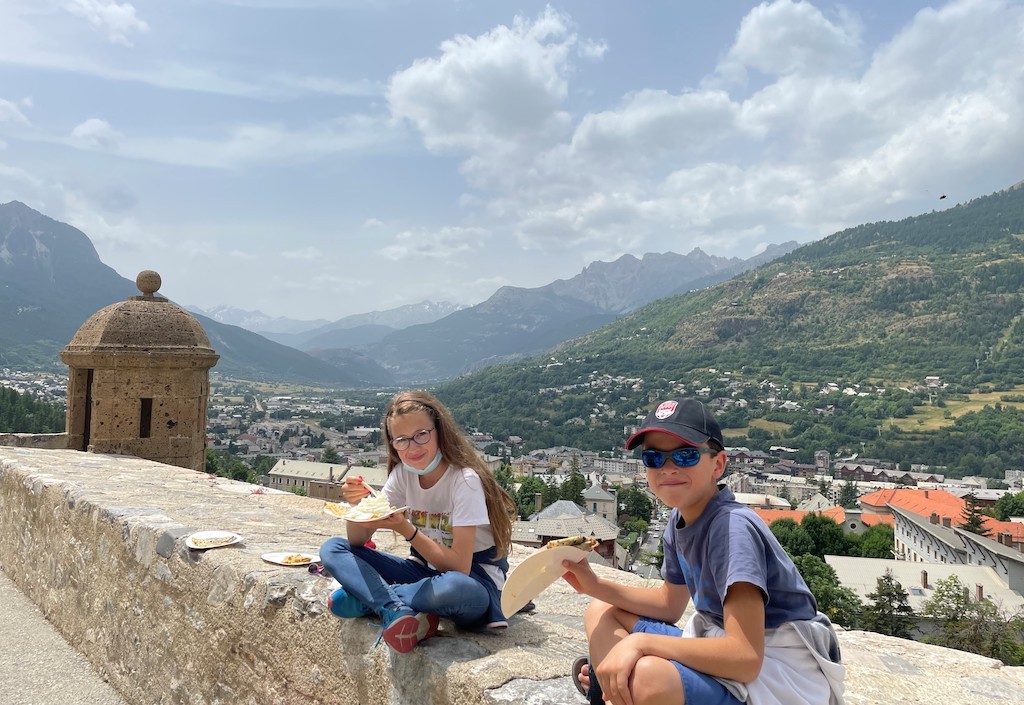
[0,387,64,433]
[437,181,1024,477]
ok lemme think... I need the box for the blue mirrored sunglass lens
[641,450,665,468]
[671,448,702,466]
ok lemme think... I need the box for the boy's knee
[631,657,685,705]
[583,599,620,634]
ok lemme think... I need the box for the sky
[1,0,1023,322]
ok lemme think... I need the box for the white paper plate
[322,502,353,519]
[500,545,590,618]
[261,551,319,566]
[186,530,242,550]
[344,506,409,523]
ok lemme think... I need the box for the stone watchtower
[60,271,219,471]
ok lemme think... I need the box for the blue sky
[1,0,1023,321]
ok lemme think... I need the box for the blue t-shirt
[661,486,818,629]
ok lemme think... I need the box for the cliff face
[1,445,1023,705]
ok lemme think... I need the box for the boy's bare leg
[582,600,686,705]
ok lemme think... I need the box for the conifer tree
[862,569,915,638]
[959,493,991,537]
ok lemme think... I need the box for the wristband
[405,526,419,542]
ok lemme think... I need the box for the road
[0,567,126,705]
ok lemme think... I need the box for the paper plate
[344,506,409,523]
[322,502,353,519]
[186,530,242,550]
[500,545,590,618]
[261,552,319,566]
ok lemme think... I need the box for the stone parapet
[1,447,1023,705]
[0,432,68,449]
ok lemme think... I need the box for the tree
[993,491,1024,521]
[559,465,587,505]
[321,446,341,464]
[791,554,862,629]
[801,513,852,557]
[769,518,816,557]
[515,476,548,519]
[922,575,1024,665]
[959,493,991,537]
[204,449,223,476]
[838,479,860,508]
[857,523,895,559]
[862,569,915,638]
[494,462,515,493]
[618,487,654,523]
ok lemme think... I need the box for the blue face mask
[402,450,443,476]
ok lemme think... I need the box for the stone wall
[1,447,1023,705]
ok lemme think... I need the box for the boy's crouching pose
[562,399,845,705]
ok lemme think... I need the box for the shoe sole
[382,612,439,654]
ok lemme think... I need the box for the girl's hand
[560,556,600,595]
[595,635,644,705]
[341,477,370,505]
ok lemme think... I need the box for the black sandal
[571,656,589,697]
[572,656,605,704]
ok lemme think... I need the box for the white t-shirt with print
[383,464,496,555]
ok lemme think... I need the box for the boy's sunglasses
[641,447,716,469]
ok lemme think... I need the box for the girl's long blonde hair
[383,390,517,558]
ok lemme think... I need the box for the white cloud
[416,0,1024,264]
[0,99,31,125]
[380,226,489,261]
[63,0,149,46]
[387,7,577,157]
[71,118,123,149]
[714,0,863,84]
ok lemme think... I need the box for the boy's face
[642,430,725,519]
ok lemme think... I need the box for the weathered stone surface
[2,447,1024,705]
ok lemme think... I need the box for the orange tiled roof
[860,488,1024,540]
[751,506,845,528]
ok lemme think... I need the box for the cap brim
[625,427,709,450]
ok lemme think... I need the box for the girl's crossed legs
[320,537,490,627]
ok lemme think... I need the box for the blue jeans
[319,537,490,627]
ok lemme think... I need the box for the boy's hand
[560,556,600,594]
[596,635,644,705]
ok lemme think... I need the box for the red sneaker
[380,609,439,654]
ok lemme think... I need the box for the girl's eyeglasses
[641,447,716,469]
[390,427,435,451]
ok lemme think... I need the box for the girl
[320,390,517,654]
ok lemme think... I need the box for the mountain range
[436,179,1024,448]
[0,199,795,385]
[0,201,391,387]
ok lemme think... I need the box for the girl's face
[389,410,440,471]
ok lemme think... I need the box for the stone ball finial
[136,270,162,297]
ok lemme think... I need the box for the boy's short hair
[626,398,724,450]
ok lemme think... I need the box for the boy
[562,398,844,705]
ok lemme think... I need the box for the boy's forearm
[634,631,763,683]
[587,579,685,624]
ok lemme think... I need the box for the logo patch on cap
[654,400,677,419]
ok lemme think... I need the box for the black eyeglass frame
[390,427,436,451]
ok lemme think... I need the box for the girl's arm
[373,512,478,574]
[561,557,692,624]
